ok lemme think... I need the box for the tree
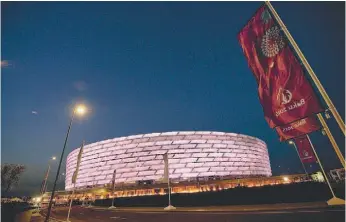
[1,164,25,194]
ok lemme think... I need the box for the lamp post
[45,104,87,222]
[41,156,56,195]
[109,169,117,209]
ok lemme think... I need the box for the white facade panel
[65,131,271,190]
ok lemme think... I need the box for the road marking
[129,211,294,215]
[110,216,127,220]
[298,210,321,213]
[94,209,107,211]
[131,212,167,214]
[253,211,292,214]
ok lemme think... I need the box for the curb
[87,202,330,213]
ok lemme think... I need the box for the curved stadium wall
[65,132,272,191]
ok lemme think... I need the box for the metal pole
[306,135,336,198]
[67,184,75,222]
[168,177,171,206]
[45,112,75,222]
[291,142,309,176]
[111,194,115,207]
[111,170,116,208]
[38,162,51,213]
[265,1,345,136]
[317,113,345,168]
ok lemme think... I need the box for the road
[33,203,345,222]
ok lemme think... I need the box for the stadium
[40,132,313,205]
[65,131,272,191]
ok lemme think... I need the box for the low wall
[94,182,344,207]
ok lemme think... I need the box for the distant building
[329,168,345,182]
[311,171,324,182]
[1,197,24,203]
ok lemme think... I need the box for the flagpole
[265,1,345,136]
[66,184,76,222]
[290,141,309,176]
[168,176,171,206]
[163,153,175,210]
[306,135,345,205]
[317,113,345,168]
[109,169,116,209]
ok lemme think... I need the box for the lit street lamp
[45,104,87,222]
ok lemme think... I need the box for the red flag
[276,116,321,141]
[72,142,84,184]
[40,180,46,194]
[294,136,317,163]
[238,5,323,128]
[163,153,169,183]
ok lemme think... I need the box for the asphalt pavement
[33,203,345,222]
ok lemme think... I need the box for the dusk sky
[2,2,345,196]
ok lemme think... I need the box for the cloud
[73,81,88,92]
[1,60,10,68]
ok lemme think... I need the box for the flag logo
[303,150,309,157]
[261,9,272,24]
[277,87,293,105]
[261,26,285,58]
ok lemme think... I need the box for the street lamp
[41,156,57,196]
[45,104,88,222]
[75,104,87,116]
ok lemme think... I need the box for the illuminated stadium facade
[66,131,272,191]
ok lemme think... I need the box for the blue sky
[2,2,345,196]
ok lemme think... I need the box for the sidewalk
[30,201,342,221]
[90,201,330,212]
